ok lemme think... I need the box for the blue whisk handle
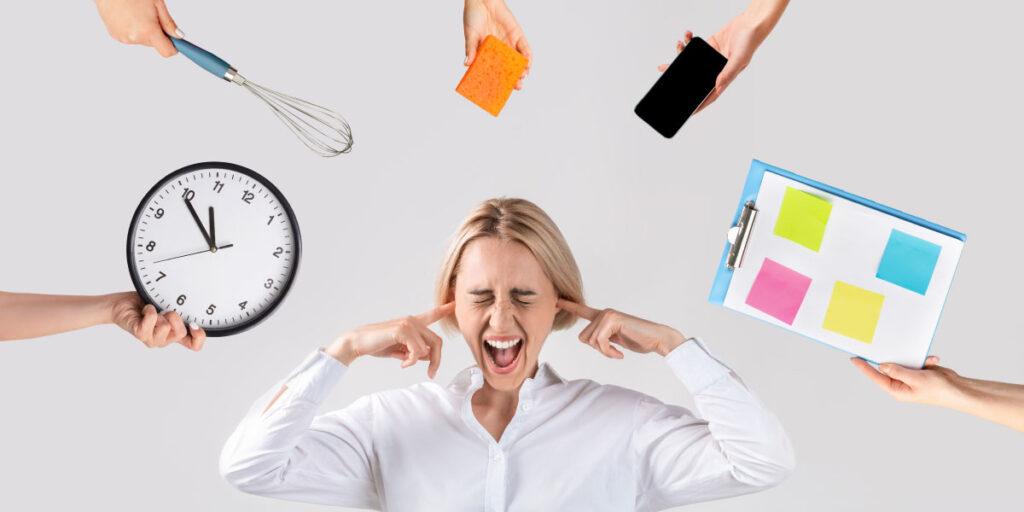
[171,37,233,80]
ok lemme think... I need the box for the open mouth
[482,336,524,374]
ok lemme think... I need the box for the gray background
[1,0,1021,510]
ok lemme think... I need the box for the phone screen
[634,37,728,138]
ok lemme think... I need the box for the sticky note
[745,258,813,325]
[822,281,885,344]
[876,229,942,295]
[773,187,833,252]
[455,35,528,117]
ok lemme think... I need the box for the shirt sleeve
[219,349,380,509]
[632,338,795,511]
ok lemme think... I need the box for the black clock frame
[126,161,302,337]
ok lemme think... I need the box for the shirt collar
[446,362,565,399]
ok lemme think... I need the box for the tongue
[493,345,517,367]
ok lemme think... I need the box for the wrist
[97,292,125,326]
[326,333,359,366]
[742,0,787,38]
[946,375,987,415]
[657,328,688,357]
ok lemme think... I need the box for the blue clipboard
[709,160,966,367]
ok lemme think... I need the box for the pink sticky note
[745,258,813,325]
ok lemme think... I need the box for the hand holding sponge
[456,35,529,117]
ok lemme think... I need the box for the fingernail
[174,28,185,38]
[189,322,199,331]
[878,364,890,375]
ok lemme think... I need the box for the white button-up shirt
[220,339,795,511]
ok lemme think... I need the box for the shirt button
[492,452,502,461]
[522,402,531,412]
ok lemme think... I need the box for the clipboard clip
[726,201,758,270]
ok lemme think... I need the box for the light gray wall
[1,0,1021,510]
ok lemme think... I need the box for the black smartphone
[634,37,728,138]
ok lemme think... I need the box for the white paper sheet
[722,171,964,367]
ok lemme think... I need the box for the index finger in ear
[556,299,599,321]
[416,302,455,326]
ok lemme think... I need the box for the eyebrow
[468,288,537,296]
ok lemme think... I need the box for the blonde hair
[436,198,583,331]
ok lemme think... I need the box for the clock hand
[152,244,234,264]
[184,197,215,250]
[208,206,217,250]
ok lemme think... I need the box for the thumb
[715,58,743,93]
[878,363,918,385]
[465,33,481,66]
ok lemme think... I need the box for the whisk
[171,37,353,157]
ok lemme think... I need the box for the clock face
[126,162,301,336]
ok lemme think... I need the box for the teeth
[485,338,522,349]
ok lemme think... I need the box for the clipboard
[709,160,966,368]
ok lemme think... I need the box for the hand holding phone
[635,37,728,138]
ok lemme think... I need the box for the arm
[556,301,794,507]
[221,303,455,504]
[94,0,183,57]
[0,291,205,349]
[852,356,1024,434]
[660,0,790,114]
[219,350,380,508]
[634,339,795,509]
[0,291,113,340]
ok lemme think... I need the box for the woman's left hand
[557,300,687,358]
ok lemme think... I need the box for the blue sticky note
[876,230,942,295]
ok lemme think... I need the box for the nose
[488,298,517,332]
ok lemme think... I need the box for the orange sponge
[456,35,528,117]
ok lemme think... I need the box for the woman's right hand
[326,303,455,379]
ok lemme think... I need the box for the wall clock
[126,162,300,336]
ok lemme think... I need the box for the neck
[472,363,539,414]
[473,380,521,415]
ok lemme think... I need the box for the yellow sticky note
[773,187,833,252]
[822,281,885,344]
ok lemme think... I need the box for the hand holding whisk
[171,37,353,157]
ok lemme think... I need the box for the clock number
[264,279,274,289]
[176,294,186,306]
[156,271,167,282]
[146,241,156,251]
[206,304,217,315]
[238,301,248,310]
[272,246,284,258]
[241,191,255,204]
[267,215,274,226]
[154,208,165,219]
[213,181,224,193]
[182,188,195,201]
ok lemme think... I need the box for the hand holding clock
[109,291,206,350]
[0,290,205,350]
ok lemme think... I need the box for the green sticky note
[773,187,833,252]
[822,281,885,344]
